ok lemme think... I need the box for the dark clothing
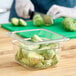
[9,0,76,21]
[31,0,76,13]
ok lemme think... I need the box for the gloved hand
[47,5,76,19]
[15,0,34,18]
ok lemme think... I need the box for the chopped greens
[15,35,60,69]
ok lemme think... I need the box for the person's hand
[15,0,34,18]
[47,5,76,19]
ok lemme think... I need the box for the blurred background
[0,0,13,24]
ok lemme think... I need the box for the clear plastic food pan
[7,29,69,69]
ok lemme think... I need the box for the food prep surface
[1,18,76,39]
[0,28,76,76]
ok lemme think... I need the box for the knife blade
[0,8,10,14]
[28,10,54,24]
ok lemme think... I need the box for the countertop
[0,28,76,76]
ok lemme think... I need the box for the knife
[0,8,10,14]
[28,10,54,24]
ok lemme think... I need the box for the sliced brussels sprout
[35,59,52,69]
[11,17,19,26]
[15,48,23,61]
[34,62,45,69]
[22,49,29,58]
[39,43,58,50]
[39,46,51,50]
[42,15,53,26]
[39,44,49,48]
[20,58,29,65]
[28,45,40,50]
[19,42,40,50]
[43,59,52,67]
[52,55,60,65]
[33,14,44,27]
[38,49,55,60]
[27,51,44,66]
[31,35,43,42]
[47,43,58,48]
[19,19,27,26]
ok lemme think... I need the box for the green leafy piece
[39,46,51,50]
[19,42,40,50]
[39,44,49,48]
[20,58,29,65]
[39,43,58,50]
[34,62,44,69]
[19,19,27,26]
[33,14,44,27]
[52,55,60,65]
[38,49,55,60]
[15,34,60,69]
[11,17,19,26]
[35,59,52,69]
[47,43,58,49]
[27,51,44,66]
[42,15,53,26]
[20,50,44,66]
[31,35,43,42]
[15,48,23,61]
[62,17,76,31]
[21,49,29,58]
[43,59,52,67]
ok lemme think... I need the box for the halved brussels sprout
[31,35,43,42]
[15,48,23,61]
[43,59,52,67]
[19,19,27,26]
[27,51,44,66]
[11,17,19,26]
[34,62,45,69]
[39,43,58,50]
[35,59,52,69]
[42,15,53,26]
[47,43,58,48]
[52,55,60,65]
[11,18,27,27]
[20,58,29,66]
[19,42,40,50]
[38,49,55,60]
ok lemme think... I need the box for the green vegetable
[38,49,55,60]
[27,51,44,66]
[52,55,60,65]
[35,62,45,69]
[33,14,44,27]
[31,35,43,42]
[42,15,53,26]
[15,34,60,69]
[47,43,58,49]
[62,17,76,31]
[35,59,52,69]
[39,43,58,50]
[11,17,27,27]
[20,58,29,65]
[11,17,19,26]
[19,19,27,26]
[43,59,52,67]
[19,42,40,50]
[18,49,44,66]
[15,48,23,61]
